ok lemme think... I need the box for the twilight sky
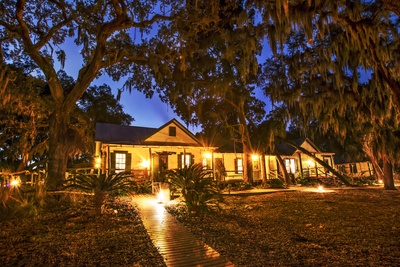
[60,36,273,134]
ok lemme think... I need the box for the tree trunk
[261,154,267,183]
[286,141,352,186]
[383,160,397,190]
[46,111,70,190]
[275,153,291,185]
[242,143,250,183]
[362,135,397,190]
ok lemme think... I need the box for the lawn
[1,188,399,266]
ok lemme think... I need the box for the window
[178,153,193,169]
[285,158,296,174]
[235,158,243,174]
[350,163,358,174]
[202,158,211,169]
[169,126,176,136]
[111,152,131,173]
[115,153,126,172]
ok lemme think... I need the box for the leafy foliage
[65,172,136,214]
[168,163,221,214]
[267,178,285,189]
[0,185,47,220]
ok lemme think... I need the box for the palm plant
[65,172,136,214]
[168,163,220,214]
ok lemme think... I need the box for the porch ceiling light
[203,152,212,159]
[141,159,150,169]
[252,154,259,161]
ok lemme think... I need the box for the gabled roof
[276,138,322,156]
[215,141,243,153]
[95,123,157,145]
[95,118,202,147]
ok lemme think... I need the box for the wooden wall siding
[300,142,318,153]
[145,122,197,144]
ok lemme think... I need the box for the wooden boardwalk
[133,196,234,267]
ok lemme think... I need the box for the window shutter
[191,154,194,166]
[234,158,238,174]
[178,154,182,169]
[111,152,115,171]
[126,153,132,171]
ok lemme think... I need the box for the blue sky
[60,35,273,134]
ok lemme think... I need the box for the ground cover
[0,197,166,267]
[167,188,400,266]
[1,188,399,266]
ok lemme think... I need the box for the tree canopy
[1,0,399,189]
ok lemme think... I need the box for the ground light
[10,178,20,187]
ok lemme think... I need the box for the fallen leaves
[0,198,166,267]
[166,189,400,266]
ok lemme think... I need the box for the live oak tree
[0,0,186,189]
[1,0,268,189]
[260,26,399,189]
[148,0,266,183]
[78,84,133,126]
[0,67,49,172]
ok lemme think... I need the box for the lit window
[285,158,296,174]
[115,153,126,172]
[179,153,193,169]
[235,158,243,174]
[202,158,211,169]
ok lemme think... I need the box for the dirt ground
[1,188,399,267]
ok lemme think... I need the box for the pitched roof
[95,119,202,146]
[95,123,157,144]
[275,138,321,156]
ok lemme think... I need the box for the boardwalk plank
[133,196,234,267]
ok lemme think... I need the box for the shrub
[64,172,136,214]
[167,163,221,214]
[268,178,285,188]
[0,185,42,219]
[296,176,317,186]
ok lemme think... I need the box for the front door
[159,154,168,182]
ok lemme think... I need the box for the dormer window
[169,126,176,136]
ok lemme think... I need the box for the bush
[64,172,136,214]
[296,176,317,186]
[229,182,253,191]
[268,178,285,188]
[167,163,221,214]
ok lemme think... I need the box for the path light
[158,184,170,204]
[318,185,324,192]
[158,190,165,203]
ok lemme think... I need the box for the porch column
[95,141,101,157]
[148,147,152,181]
[260,154,266,183]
